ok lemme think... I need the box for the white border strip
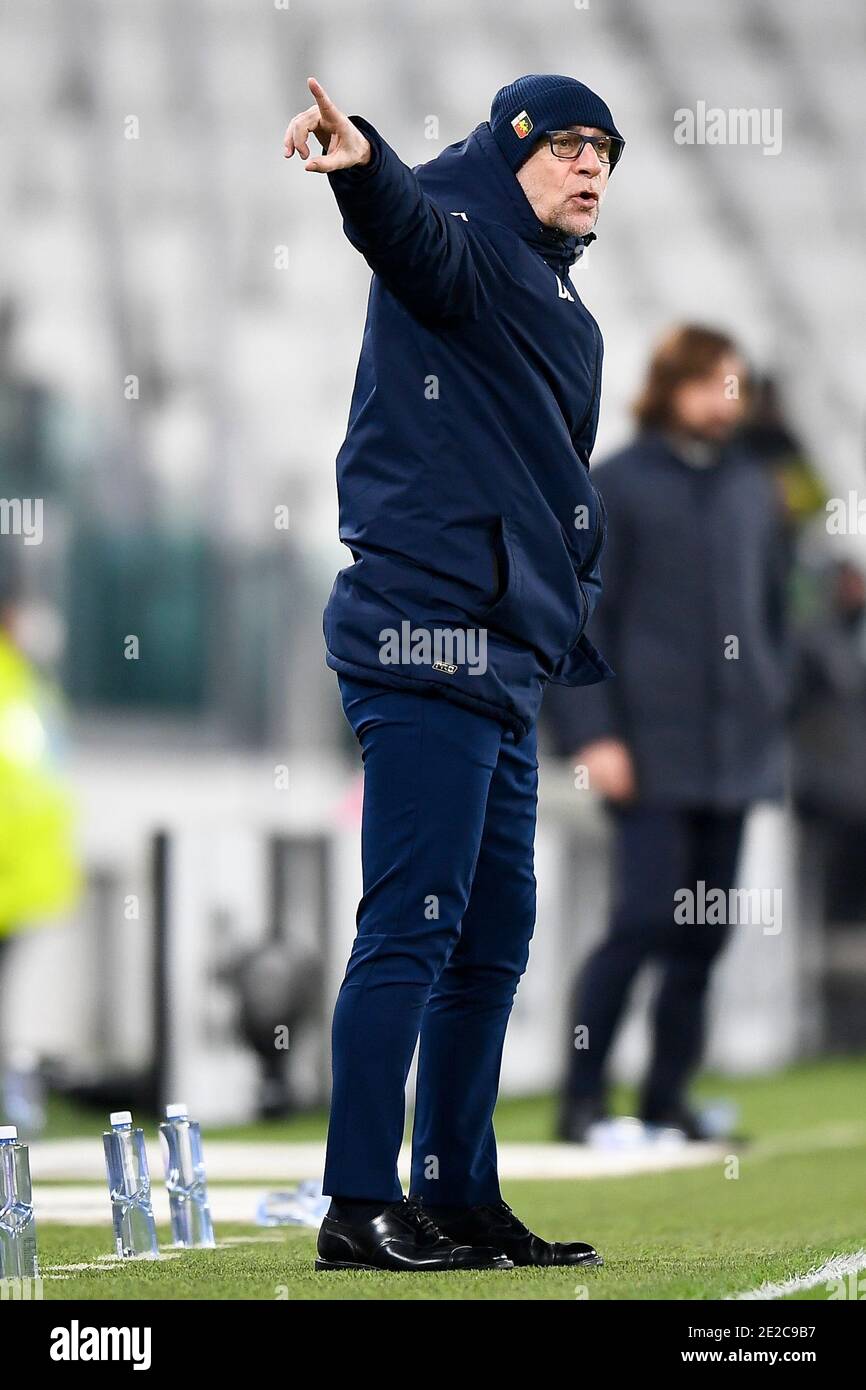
[729,1249,866,1301]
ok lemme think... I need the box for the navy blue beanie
[490,73,623,173]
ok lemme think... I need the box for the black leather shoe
[419,1199,604,1268]
[640,1105,708,1140]
[315,1198,514,1272]
[640,1105,749,1145]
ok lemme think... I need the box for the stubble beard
[551,198,599,239]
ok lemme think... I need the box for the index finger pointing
[307,76,339,121]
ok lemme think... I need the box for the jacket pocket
[479,513,586,660]
[572,487,606,631]
[583,486,607,576]
[477,515,523,628]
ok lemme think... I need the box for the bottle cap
[109,1110,133,1126]
[165,1102,188,1119]
[0,1124,18,1140]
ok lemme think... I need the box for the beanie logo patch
[511,110,534,139]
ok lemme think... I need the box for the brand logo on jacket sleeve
[511,110,534,139]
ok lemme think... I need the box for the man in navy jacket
[285,73,623,1272]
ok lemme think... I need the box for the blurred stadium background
[1,0,865,1297]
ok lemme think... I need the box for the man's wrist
[331,115,382,180]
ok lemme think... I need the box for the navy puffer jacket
[323,117,612,740]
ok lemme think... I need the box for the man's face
[670,353,747,441]
[516,126,611,237]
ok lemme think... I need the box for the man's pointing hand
[283,77,371,172]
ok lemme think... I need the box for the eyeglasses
[546,129,625,168]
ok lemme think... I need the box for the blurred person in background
[1,294,81,1125]
[792,559,866,1048]
[792,560,866,834]
[286,73,624,1272]
[739,374,827,537]
[545,325,790,1143]
[0,599,80,1131]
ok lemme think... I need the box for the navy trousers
[565,804,745,1117]
[323,676,538,1205]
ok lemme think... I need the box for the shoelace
[477,1200,529,1235]
[402,1199,446,1241]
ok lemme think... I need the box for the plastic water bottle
[103,1111,159,1258]
[159,1103,215,1248]
[0,1125,39,1280]
[256,1179,329,1228]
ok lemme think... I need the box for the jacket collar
[472,122,593,273]
[663,431,723,469]
[416,121,594,275]
[641,429,734,471]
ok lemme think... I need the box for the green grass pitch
[31,1058,866,1301]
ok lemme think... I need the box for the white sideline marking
[43,1252,185,1275]
[44,1260,120,1272]
[33,1186,316,1226]
[39,1236,299,1276]
[29,1137,730,1183]
[748,1122,866,1161]
[730,1249,866,1301]
[216,1235,284,1246]
[27,1120,866,1227]
[29,1121,866,1185]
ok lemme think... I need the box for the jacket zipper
[572,322,603,447]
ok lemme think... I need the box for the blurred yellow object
[0,632,81,932]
